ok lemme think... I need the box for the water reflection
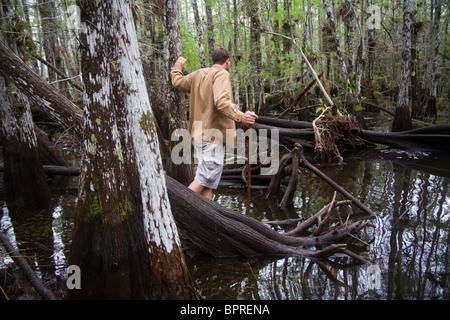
[0,149,448,299]
[52,204,67,277]
[0,204,17,266]
[0,178,76,284]
[212,150,449,299]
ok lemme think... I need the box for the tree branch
[0,232,58,300]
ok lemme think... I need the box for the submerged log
[266,143,376,216]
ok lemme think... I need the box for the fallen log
[362,127,450,153]
[257,116,313,129]
[0,41,83,139]
[254,116,450,154]
[166,174,369,263]
[0,165,80,176]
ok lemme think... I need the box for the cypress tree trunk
[69,0,196,299]
[0,77,51,209]
[163,0,194,186]
[426,0,442,118]
[190,0,206,68]
[410,0,422,119]
[323,0,356,110]
[0,2,50,210]
[37,0,70,96]
[392,0,413,132]
[205,1,215,65]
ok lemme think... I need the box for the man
[171,47,257,199]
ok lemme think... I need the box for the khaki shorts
[193,142,225,189]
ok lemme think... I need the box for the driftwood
[0,232,58,300]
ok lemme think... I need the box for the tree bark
[392,0,413,132]
[323,0,355,110]
[247,0,265,115]
[0,3,50,210]
[190,0,206,68]
[426,0,442,118]
[232,0,240,105]
[69,0,196,300]
[205,0,215,65]
[410,0,422,119]
[37,0,70,96]
[163,0,194,186]
[0,76,50,209]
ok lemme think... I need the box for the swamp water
[0,147,449,300]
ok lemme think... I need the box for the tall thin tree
[191,0,206,68]
[163,0,194,186]
[392,0,413,132]
[426,0,442,118]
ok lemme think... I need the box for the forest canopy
[3,0,447,120]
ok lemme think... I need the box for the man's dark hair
[211,47,231,65]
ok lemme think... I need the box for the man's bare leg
[188,181,213,200]
[200,187,212,200]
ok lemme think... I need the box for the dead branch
[0,232,58,300]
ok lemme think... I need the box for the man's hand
[241,111,258,125]
[174,56,187,70]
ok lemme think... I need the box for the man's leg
[188,180,213,200]
[190,142,224,200]
[200,187,212,200]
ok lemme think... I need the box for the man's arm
[213,70,257,124]
[171,57,191,92]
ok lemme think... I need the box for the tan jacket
[171,64,244,147]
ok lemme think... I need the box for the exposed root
[313,107,365,164]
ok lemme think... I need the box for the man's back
[171,64,244,146]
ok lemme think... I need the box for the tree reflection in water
[0,150,448,299]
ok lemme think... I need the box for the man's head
[212,47,231,71]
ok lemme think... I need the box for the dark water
[207,148,450,299]
[1,147,449,300]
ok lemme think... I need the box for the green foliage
[180,21,201,70]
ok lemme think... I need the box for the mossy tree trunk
[69,0,196,300]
